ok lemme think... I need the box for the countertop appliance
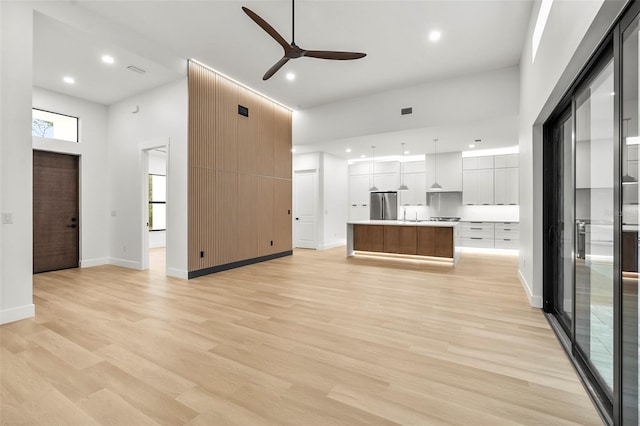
[370,191,398,220]
[430,216,461,222]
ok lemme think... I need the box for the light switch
[1,213,13,224]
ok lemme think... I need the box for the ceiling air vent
[401,107,413,115]
[127,65,146,74]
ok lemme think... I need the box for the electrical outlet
[1,213,13,224]
[111,210,117,217]
[200,251,204,258]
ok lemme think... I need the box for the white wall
[518,0,622,307]
[294,66,520,146]
[32,87,110,268]
[107,78,188,278]
[321,153,348,249]
[0,1,35,324]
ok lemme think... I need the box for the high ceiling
[32,1,533,158]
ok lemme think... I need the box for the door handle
[67,224,77,228]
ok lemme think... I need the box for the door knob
[295,217,299,220]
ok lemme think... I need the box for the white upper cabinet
[463,169,495,205]
[349,174,371,207]
[349,162,370,175]
[476,169,495,205]
[400,172,426,206]
[426,151,462,191]
[463,154,518,205]
[403,161,426,174]
[373,161,400,175]
[494,167,519,205]
[376,172,401,191]
[494,154,518,168]
[463,155,494,170]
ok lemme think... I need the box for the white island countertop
[347,220,459,227]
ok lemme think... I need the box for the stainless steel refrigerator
[370,191,398,220]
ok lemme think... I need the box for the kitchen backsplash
[460,205,519,222]
[396,203,519,222]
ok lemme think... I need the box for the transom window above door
[32,108,78,143]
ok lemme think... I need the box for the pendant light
[398,142,409,191]
[369,145,379,191]
[430,138,442,190]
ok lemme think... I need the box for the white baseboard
[108,258,141,270]
[518,269,542,308]
[319,240,346,250]
[80,258,109,268]
[1,304,35,324]
[167,267,188,279]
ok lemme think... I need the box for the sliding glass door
[544,4,640,423]
[574,58,615,393]
[621,11,640,425]
[546,54,615,402]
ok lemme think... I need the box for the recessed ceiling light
[291,148,296,153]
[429,30,442,42]
[101,55,115,64]
[346,148,352,153]
[63,76,75,84]
[404,150,410,155]
[469,144,475,148]
[360,154,366,158]
[286,72,295,81]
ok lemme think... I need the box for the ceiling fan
[242,0,366,81]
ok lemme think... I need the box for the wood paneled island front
[347,220,460,264]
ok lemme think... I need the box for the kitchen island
[347,220,460,265]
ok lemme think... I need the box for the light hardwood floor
[1,248,602,425]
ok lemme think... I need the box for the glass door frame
[543,29,623,425]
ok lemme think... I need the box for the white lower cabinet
[349,205,369,222]
[494,222,519,250]
[458,222,495,248]
[457,221,519,250]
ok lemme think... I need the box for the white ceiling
[32,0,533,156]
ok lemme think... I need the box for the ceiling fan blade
[242,7,291,51]
[263,57,290,80]
[303,50,367,60]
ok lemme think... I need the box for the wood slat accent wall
[188,61,292,274]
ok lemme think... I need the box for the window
[149,174,166,231]
[32,108,79,142]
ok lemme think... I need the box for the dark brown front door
[33,150,79,273]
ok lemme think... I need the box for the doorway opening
[142,146,168,273]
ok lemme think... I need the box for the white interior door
[294,170,317,249]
